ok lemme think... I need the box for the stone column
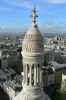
[38,67,40,85]
[21,72,24,84]
[22,64,24,83]
[34,65,37,86]
[26,65,28,85]
[24,64,26,84]
[37,66,39,83]
[22,72,24,83]
[40,68,42,85]
[29,66,32,85]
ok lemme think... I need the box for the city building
[44,35,66,65]
[0,50,8,69]
[49,61,66,84]
[42,66,55,87]
[0,68,16,85]
[61,73,66,93]
[3,74,22,100]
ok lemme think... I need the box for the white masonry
[13,6,51,100]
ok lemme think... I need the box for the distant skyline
[0,0,66,33]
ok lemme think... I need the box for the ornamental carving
[24,34,43,41]
[23,57,42,62]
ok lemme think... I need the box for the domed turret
[13,6,51,100]
[21,6,44,100]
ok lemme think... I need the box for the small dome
[22,26,43,53]
[51,44,57,50]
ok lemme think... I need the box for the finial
[31,6,38,27]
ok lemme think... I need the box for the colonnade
[23,64,42,86]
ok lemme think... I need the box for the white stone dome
[22,25,44,53]
[51,44,57,50]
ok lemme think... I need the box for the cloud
[0,6,11,12]
[1,21,66,33]
[0,0,33,12]
[46,0,66,4]
[39,21,66,33]
[0,0,33,9]
[0,27,27,33]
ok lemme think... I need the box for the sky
[0,0,66,33]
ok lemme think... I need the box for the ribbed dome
[22,7,44,53]
[22,26,44,53]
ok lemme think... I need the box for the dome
[51,44,57,50]
[22,7,44,54]
[22,26,44,53]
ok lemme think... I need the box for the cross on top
[31,6,38,26]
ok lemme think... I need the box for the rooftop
[49,61,66,70]
[3,74,22,92]
[42,66,54,75]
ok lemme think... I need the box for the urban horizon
[0,0,66,33]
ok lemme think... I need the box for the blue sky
[0,0,66,33]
